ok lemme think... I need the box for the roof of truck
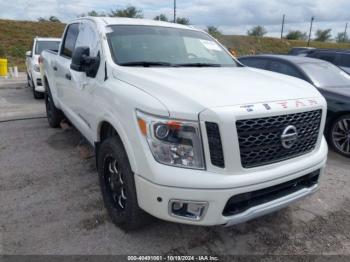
[74,16,198,31]
[35,37,61,42]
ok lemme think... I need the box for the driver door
[68,20,102,143]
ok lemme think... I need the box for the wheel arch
[95,120,138,172]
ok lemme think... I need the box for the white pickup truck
[41,17,328,230]
[26,37,60,99]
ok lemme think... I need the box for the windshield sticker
[200,40,222,51]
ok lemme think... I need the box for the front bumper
[224,183,318,226]
[135,140,327,226]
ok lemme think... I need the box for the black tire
[97,136,152,231]
[45,86,64,128]
[33,89,44,99]
[26,73,31,88]
[328,114,350,158]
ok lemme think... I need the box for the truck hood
[114,67,322,119]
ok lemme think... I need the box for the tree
[315,29,332,42]
[109,6,143,18]
[206,26,222,38]
[79,10,107,17]
[37,16,60,22]
[336,32,349,43]
[49,16,60,22]
[87,10,99,17]
[285,30,307,40]
[176,17,190,25]
[154,14,169,22]
[247,25,267,37]
[37,17,47,22]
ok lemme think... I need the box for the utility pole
[344,22,348,42]
[174,0,177,23]
[308,16,315,46]
[281,14,285,39]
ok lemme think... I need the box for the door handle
[65,73,71,80]
[53,66,58,71]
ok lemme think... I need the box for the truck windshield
[106,25,237,67]
[35,41,60,55]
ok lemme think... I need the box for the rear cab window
[35,41,60,55]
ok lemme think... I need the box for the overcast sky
[0,0,349,38]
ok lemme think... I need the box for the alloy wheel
[332,117,350,155]
[104,156,127,211]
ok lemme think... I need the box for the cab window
[61,23,79,58]
[74,21,100,57]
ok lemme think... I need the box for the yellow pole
[0,58,8,77]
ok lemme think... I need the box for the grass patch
[218,35,350,56]
[0,19,65,71]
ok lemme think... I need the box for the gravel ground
[0,84,349,256]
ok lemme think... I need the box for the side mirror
[26,51,32,57]
[70,46,100,78]
[70,46,90,72]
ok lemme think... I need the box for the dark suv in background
[288,47,315,56]
[305,49,350,74]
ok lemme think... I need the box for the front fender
[93,79,169,173]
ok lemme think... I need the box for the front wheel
[97,136,152,231]
[329,114,350,158]
[33,89,44,99]
[26,73,31,88]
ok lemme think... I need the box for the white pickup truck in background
[41,17,328,231]
[26,37,60,99]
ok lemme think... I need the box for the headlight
[33,64,40,72]
[136,110,205,170]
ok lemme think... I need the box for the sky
[0,0,349,38]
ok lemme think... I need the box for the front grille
[236,110,322,168]
[206,122,225,168]
[222,170,320,216]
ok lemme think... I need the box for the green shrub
[0,44,5,57]
[10,45,27,58]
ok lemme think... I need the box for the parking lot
[0,79,349,256]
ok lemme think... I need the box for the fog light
[169,200,208,221]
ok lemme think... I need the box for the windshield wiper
[175,63,222,67]
[119,61,176,67]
